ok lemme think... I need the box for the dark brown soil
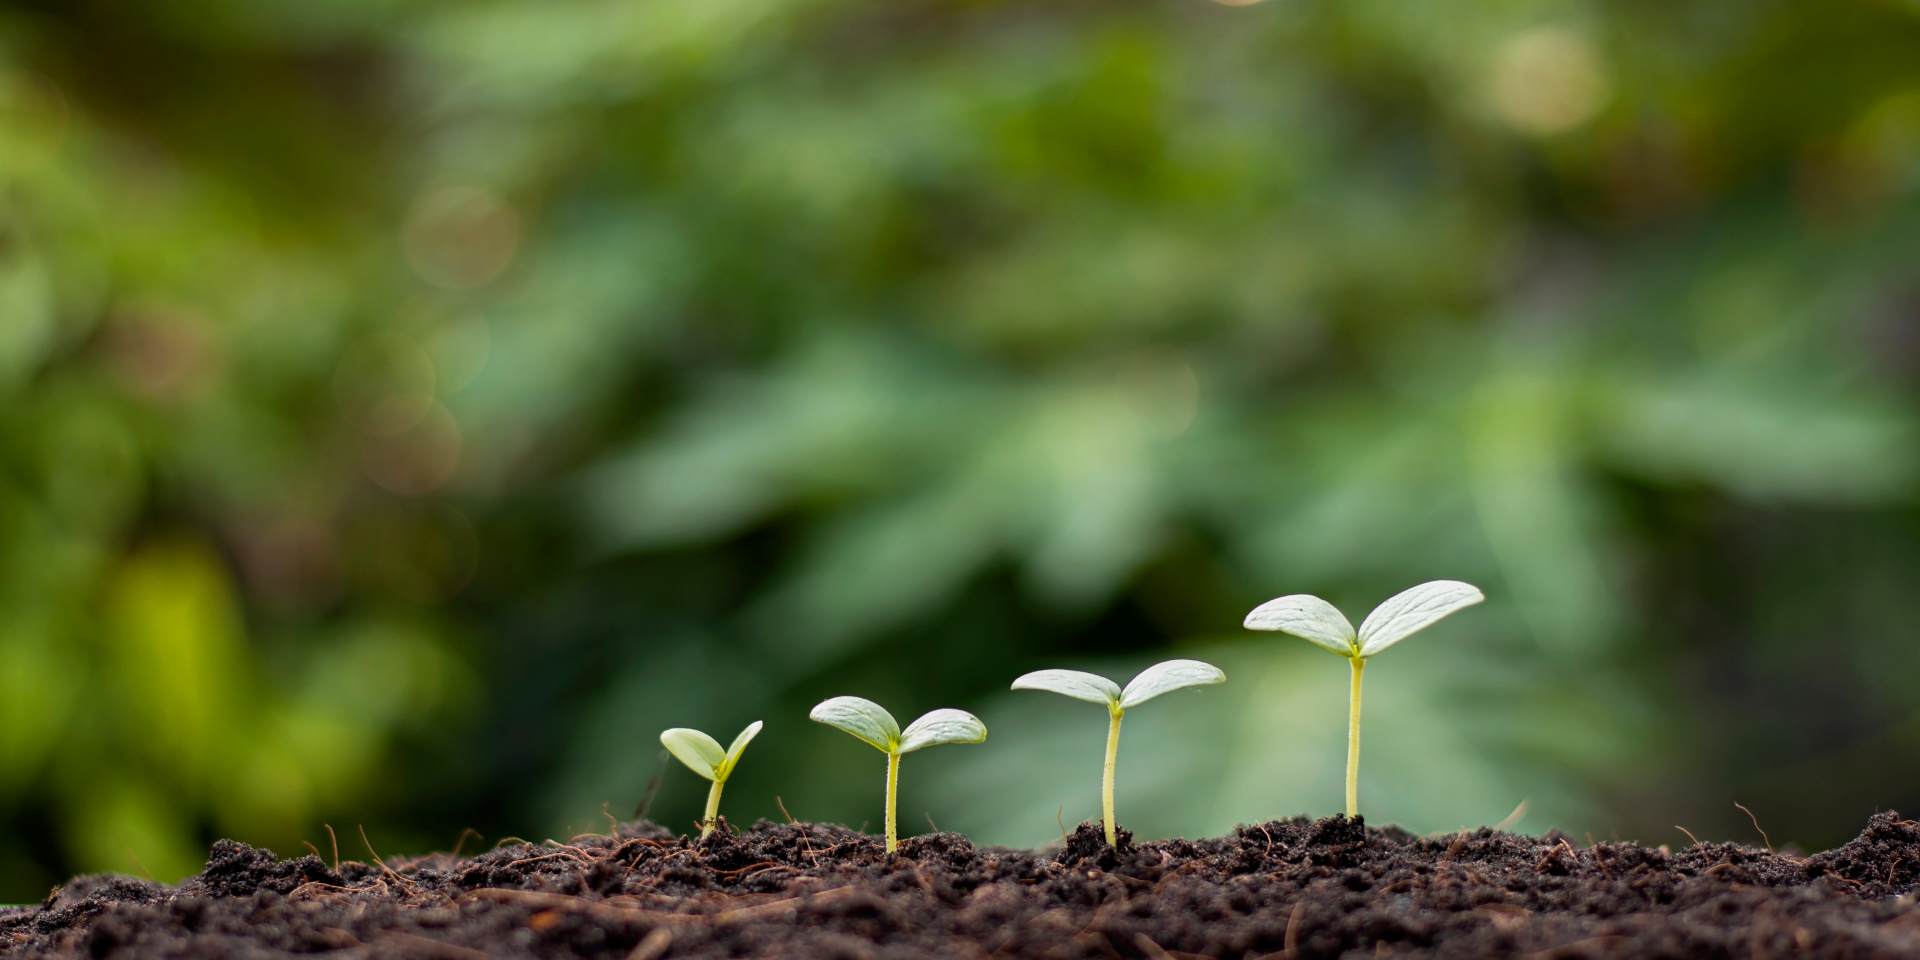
[8,812,1920,959]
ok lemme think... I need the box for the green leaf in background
[8,0,1920,892]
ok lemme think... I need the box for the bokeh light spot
[403,184,521,290]
[100,307,220,404]
[362,401,463,495]
[335,333,437,436]
[231,516,346,614]
[1489,27,1610,135]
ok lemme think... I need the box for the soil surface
[8,813,1920,959]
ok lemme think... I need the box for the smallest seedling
[660,721,763,837]
[1012,659,1225,846]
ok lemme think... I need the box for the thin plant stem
[700,778,724,837]
[885,750,901,853]
[1346,656,1365,819]
[1102,708,1124,846]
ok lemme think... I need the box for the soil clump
[8,812,1920,958]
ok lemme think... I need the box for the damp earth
[9,813,1920,958]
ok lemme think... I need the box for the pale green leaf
[718,720,763,779]
[1243,594,1357,655]
[660,727,726,780]
[809,696,899,752]
[1357,580,1485,656]
[1119,659,1225,709]
[1011,669,1120,706]
[898,708,987,753]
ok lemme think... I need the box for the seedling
[809,697,986,852]
[1243,580,1483,819]
[1011,659,1225,846]
[660,721,763,837]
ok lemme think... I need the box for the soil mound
[8,813,1920,958]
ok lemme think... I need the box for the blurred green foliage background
[5,0,1920,897]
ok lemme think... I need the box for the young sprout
[660,721,763,837]
[1243,580,1483,820]
[1011,659,1225,846]
[809,697,986,853]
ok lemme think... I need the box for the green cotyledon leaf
[718,720,763,779]
[1357,581,1485,657]
[1242,595,1358,656]
[898,708,987,753]
[1119,659,1225,709]
[1010,669,1121,706]
[810,696,900,752]
[660,728,727,780]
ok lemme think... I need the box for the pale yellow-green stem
[700,778,725,837]
[1102,707,1124,846]
[1346,655,1365,819]
[884,750,901,853]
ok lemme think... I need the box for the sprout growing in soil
[660,721,763,837]
[1243,580,1483,819]
[809,697,987,853]
[1011,659,1225,847]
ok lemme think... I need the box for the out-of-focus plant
[1011,660,1223,845]
[810,698,985,852]
[5,0,1920,891]
[660,721,762,837]
[1245,582,1484,819]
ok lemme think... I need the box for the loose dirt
[8,812,1920,959]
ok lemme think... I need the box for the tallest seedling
[1243,580,1483,819]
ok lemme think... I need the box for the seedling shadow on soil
[8,813,1920,959]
